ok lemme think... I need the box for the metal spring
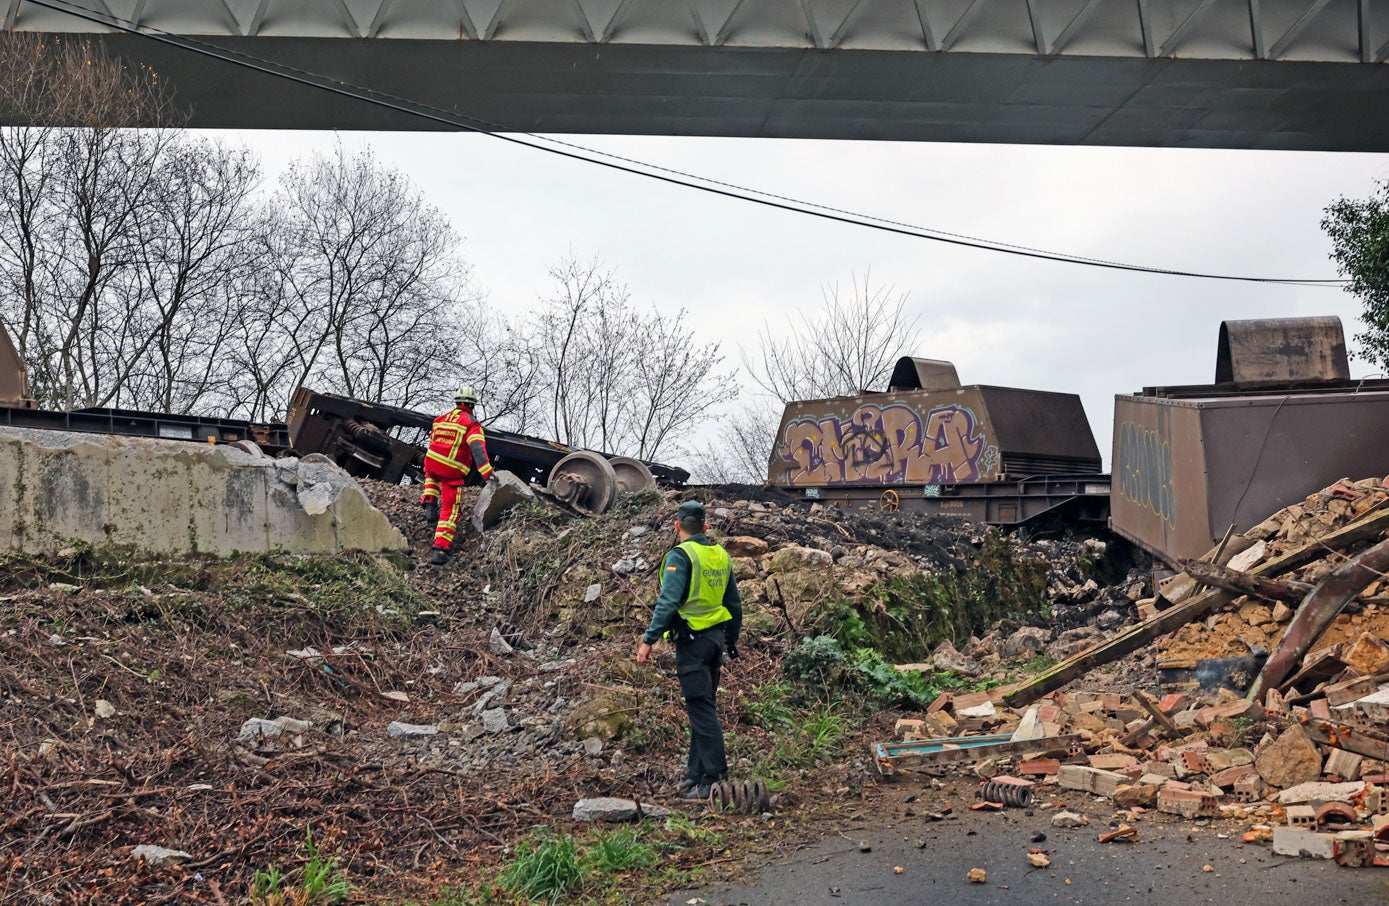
[980,780,1032,808]
[709,779,772,815]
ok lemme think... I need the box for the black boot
[422,500,440,524]
[429,548,449,566]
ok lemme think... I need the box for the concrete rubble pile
[885,474,1389,870]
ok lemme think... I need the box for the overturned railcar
[767,358,1109,526]
[1111,316,1389,566]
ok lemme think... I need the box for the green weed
[583,826,657,874]
[249,825,350,906]
[500,831,584,903]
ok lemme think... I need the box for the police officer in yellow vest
[636,500,743,799]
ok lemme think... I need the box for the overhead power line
[17,0,1351,287]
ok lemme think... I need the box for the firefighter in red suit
[420,386,494,565]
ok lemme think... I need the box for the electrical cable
[18,0,1351,287]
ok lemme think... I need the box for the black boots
[429,548,449,566]
[422,500,440,524]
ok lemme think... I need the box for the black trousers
[674,626,728,785]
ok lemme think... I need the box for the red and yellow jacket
[424,406,494,481]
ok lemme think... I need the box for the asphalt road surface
[669,782,1389,906]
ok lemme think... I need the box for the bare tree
[0,33,189,410]
[533,255,737,460]
[223,142,485,419]
[743,270,921,403]
[707,271,923,483]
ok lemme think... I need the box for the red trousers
[422,465,465,550]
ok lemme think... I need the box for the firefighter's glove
[724,645,739,663]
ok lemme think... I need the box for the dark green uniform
[643,527,743,787]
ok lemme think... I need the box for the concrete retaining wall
[0,427,406,556]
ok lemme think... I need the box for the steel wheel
[880,489,900,512]
[546,451,619,516]
[608,456,656,495]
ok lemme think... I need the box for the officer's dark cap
[676,501,706,524]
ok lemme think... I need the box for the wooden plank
[1006,508,1389,708]
[1300,719,1389,763]
[1134,690,1180,737]
[874,734,1082,774]
[1250,535,1389,703]
[1179,559,1313,605]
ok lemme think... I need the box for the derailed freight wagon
[767,358,1109,526]
[1110,317,1389,565]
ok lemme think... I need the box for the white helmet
[453,385,478,407]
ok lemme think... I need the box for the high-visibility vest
[426,407,485,476]
[671,540,733,631]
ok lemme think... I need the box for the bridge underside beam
[3,34,1388,152]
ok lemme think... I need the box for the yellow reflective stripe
[426,450,472,474]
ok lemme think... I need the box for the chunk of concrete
[471,470,535,532]
[1255,726,1322,789]
[481,708,509,734]
[1272,827,1335,859]
[1276,780,1365,805]
[387,721,439,739]
[572,797,671,822]
[1058,765,1127,798]
[0,427,404,556]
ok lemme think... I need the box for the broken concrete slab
[0,427,404,556]
[1058,765,1127,797]
[1276,780,1365,805]
[471,469,535,532]
[1272,827,1336,859]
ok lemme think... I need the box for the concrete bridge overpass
[3,0,1388,150]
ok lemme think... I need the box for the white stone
[131,845,193,867]
[1051,811,1089,828]
[1010,705,1044,742]
[94,700,116,719]
[387,721,439,739]
[584,583,602,603]
[481,708,509,733]
[572,797,672,822]
[1276,781,1365,804]
[957,700,997,719]
[489,628,514,656]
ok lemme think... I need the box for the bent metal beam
[2,0,1389,150]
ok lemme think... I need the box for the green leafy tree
[1323,180,1389,369]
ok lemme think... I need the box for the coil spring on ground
[979,780,1032,808]
[709,779,771,815]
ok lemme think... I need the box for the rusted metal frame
[366,0,395,38]
[1159,0,1218,57]
[1050,0,1105,56]
[797,0,824,49]
[941,0,988,53]
[448,0,478,40]
[714,0,749,46]
[1006,508,1389,708]
[484,0,512,41]
[570,0,595,43]
[328,0,361,38]
[875,733,1083,774]
[1269,0,1334,60]
[1179,559,1314,605]
[829,0,871,49]
[1300,719,1389,762]
[1023,0,1047,54]
[600,0,639,43]
[685,0,711,44]
[1250,535,1389,703]
[1249,0,1266,59]
[911,0,938,51]
[246,0,270,37]
[1360,0,1372,63]
[1136,0,1155,58]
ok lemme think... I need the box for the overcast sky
[216,128,1389,471]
